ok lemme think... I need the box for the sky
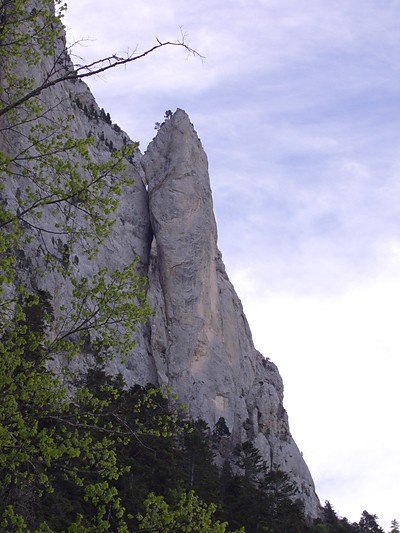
[64,1,400,529]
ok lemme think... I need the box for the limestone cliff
[0,16,321,518]
[142,110,320,518]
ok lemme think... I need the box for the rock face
[142,110,320,518]
[1,18,321,518]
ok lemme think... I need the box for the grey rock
[142,110,320,518]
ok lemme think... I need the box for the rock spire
[142,109,320,518]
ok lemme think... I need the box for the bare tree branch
[0,38,203,118]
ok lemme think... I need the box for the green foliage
[136,489,245,533]
[0,364,182,531]
[0,0,67,118]
[0,354,125,530]
[57,260,152,362]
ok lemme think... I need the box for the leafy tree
[136,489,245,533]
[2,372,188,530]
[0,353,183,530]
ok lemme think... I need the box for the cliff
[0,8,321,519]
[143,110,320,518]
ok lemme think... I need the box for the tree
[219,441,306,532]
[212,416,231,443]
[358,511,384,533]
[1,0,154,360]
[390,519,400,533]
[0,365,182,531]
[178,419,220,501]
[259,469,305,532]
[135,489,245,533]
[323,500,340,526]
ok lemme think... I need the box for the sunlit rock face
[1,19,321,516]
[142,110,320,518]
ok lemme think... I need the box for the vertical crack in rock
[142,109,321,518]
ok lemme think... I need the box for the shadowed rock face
[142,109,321,518]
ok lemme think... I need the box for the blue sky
[65,1,400,528]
